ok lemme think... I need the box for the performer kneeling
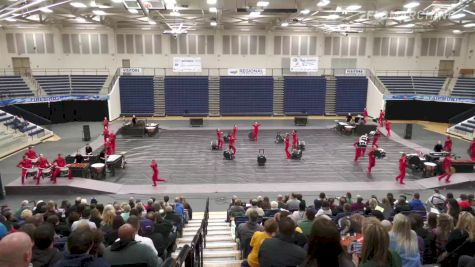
[151,160,167,186]
[52,153,72,183]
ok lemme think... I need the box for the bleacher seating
[0,76,34,98]
[0,111,47,138]
[165,76,208,116]
[34,75,108,96]
[335,76,368,115]
[119,76,155,116]
[34,75,71,95]
[220,76,273,115]
[378,76,446,95]
[450,116,475,137]
[283,76,326,115]
[451,78,475,98]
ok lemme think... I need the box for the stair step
[178,235,234,243]
[203,259,243,267]
[184,226,230,232]
[183,230,230,237]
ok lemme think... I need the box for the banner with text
[120,67,142,74]
[345,69,366,76]
[384,95,475,104]
[173,57,202,72]
[0,95,109,107]
[290,57,319,72]
[227,68,267,76]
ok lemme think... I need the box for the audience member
[245,199,264,217]
[237,210,264,247]
[228,199,245,218]
[0,232,34,267]
[277,195,287,210]
[356,223,402,267]
[313,192,326,211]
[430,214,454,263]
[32,224,63,267]
[443,212,475,267]
[291,201,306,223]
[316,200,332,217]
[123,216,158,256]
[394,197,411,214]
[287,193,301,211]
[298,208,316,237]
[245,219,278,267]
[71,208,97,231]
[409,193,426,211]
[389,214,421,267]
[447,199,461,225]
[351,196,365,212]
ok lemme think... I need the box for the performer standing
[17,155,32,185]
[354,140,363,161]
[51,153,72,183]
[385,120,391,137]
[103,116,109,129]
[151,160,167,187]
[284,133,291,159]
[105,138,113,155]
[228,134,237,155]
[291,130,298,149]
[109,132,116,154]
[252,121,261,142]
[395,153,407,185]
[216,128,224,150]
[35,154,50,185]
[372,130,381,146]
[438,154,453,183]
[25,146,37,160]
[232,124,238,139]
[363,108,368,124]
[443,136,452,153]
[469,138,475,161]
[103,127,109,144]
[367,145,377,174]
[378,109,385,127]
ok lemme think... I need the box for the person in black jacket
[31,224,63,267]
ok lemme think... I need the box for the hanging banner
[0,95,109,107]
[173,57,202,72]
[345,69,365,76]
[290,57,319,72]
[120,67,142,74]
[383,95,475,104]
[227,68,266,76]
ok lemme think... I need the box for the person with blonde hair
[442,212,475,266]
[389,214,421,267]
[356,223,402,267]
[120,203,131,221]
[430,214,454,261]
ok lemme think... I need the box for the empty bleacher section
[451,78,475,98]
[335,76,368,114]
[220,76,273,115]
[378,76,446,95]
[0,76,34,98]
[34,75,71,95]
[283,76,326,115]
[119,76,155,116]
[448,116,475,139]
[165,76,209,116]
[34,75,108,96]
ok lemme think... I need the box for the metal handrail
[0,68,110,76]
[375,69,454,77]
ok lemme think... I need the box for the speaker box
[294,116,308,126]
[190,118,204,127]
[404,124,413,139]
[83,125,91,141]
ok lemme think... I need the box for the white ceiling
[0,0,474,34]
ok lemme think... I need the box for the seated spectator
[334,203,353,225]
[389,214,421,267]
[228,199,245,219]
[100,209,115,236]
[447,199,461,225]
[351,196,365,212]
[426,213,437,232]
[381,220,393,232]
[123,216,158,256]
[349,214,365,237]
[382,197,395,220]
[277,195,287,210]
[409,193,426,211]
[154,214,175,254]
[286,193,301,211]
[32,224,63,267]
[54,228,109,267]
[429,214,453,262]
[103,224,161,267]
[298,208,316,238]
[304,217,355,267]
[237,210,264,249]
[180,196,192,220]
[394,197,411,214]
[89,209,102,229]
[356,223,402,267]
[426,189,446,211]
[245,218,278,267]
[120,203,131,222]
[140,213,166,258]
[19,223,37,241]
[291,202,306,223]
[264,201,280,217]
[444,212,475,266]
[0,232,34,267]
[0,223,7,240]
[458,194,471,211]
[316,200,332,218]
[258,217,306,266]
[103,215,124,246]
[71,208,96,231]
[261,197,271,210]
[408,213,433,264]
[245,199,264,217]
[313,192,326,211]
[333,196,347,216]
[174,197,185,220]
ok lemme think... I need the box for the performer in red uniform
[231,124,238,139]
[372,130,381,146]
[216,128,224,150]
[103,117,109,129]
[151,160,167,186]
[385,120,391,137]
[17,155,32,185]
[103,128,109,144]
[395,153,407,185]
[469,138,475,161]
[367,145,377,174]
[443,136,452,153]
[438,154,453,183]
[291,130,298,149]
[284,134,291,159]
[105,138,113,155]
[228,134,237,155]
[25,146,37,160]
[109,132,116,154]
[251,122,261,142]
[378,109,385,127]
[363,108,368,124]
[354,140,363,161]
[35,154,50,185]
[51,153,72,183]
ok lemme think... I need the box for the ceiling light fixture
[40,7,53,13]
[92,10,106,15]
[317,0,330,7]
[249,11,261,17]
[5,17,16,22]
[301,9,310,15]
[210,21,217,26]
[281,22,289,27]
[327,14,340,19]
[207,0,216,4]
[75,17,86,23]
[128,8,138,14]
[70,2,87,8]
[170,10,180,16]
[374,11,387,19]
[404,2,420,9]
[450,13,465,19]
[209,7,217,12]
[452,29,462,34]
[346,5,361,11]
[463,23,475,27]
[148,20,156,25]
[256,1,269,7]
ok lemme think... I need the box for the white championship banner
[173,57,202,72]
[227,68,266,76]
[290,57,319,72]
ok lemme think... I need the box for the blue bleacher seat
[451,78,475,98]
[34,75,107,96]
[119,76,155,115]
[34,75,71,95]
[0,76,34,98]
[220,76,273,115]
[284,76,326,115]
[165,76,208,116]
[378,76,446,95]
[335,76,368,114]
[28,128,45,137]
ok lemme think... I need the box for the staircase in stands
[176,211,241,267]
[447,116,475,140]
[208,76,220,116]
[153,76,165,116]
[273,77,284,116]
[325,76,337,115]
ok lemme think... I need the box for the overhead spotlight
[463,23,475,28]
[210,21,217,26]
[70,2,87,8]
[92,10,106,15]
[128,9,138,14]
[148,20,156,25]
[327,14,340,19]
[452,29,462,34]
[170,10,180,16]
[75,17,86,23]
[301,9,310,15]
[450,13,465,19]
[257,1,269,7]
[374,11,387,19]
[281,22,289,27]
[249,11,261,17]
[207,0,217,4]
[403,2,420,9]
[92,16,101,21]
[317,0,330,7]
[164,0,177,6]
[209,7,217,12]
[40,7,53,13]
[346,5,361,11]
[5,17,16,22]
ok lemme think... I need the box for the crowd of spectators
[231,191,475,267]
[0,195,192,267]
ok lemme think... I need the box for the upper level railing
[376,69,454,77]
[0,68,110,76]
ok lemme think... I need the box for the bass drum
[291,149,302,160]
[223,150,235,160]
[275,133,284,144]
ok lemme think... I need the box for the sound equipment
[82,125,91,141]
[275,132,284,144]
[190,118,203,127]
[291,149,302,160]
[294,116,308,126]
[404,124,413,139]
[211,141,219,150]
[257,149,266,166]
[223,150,235,160]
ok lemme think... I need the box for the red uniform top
[216,130,223,139]
[284,136,290,146]
[385,121,391,129]
[103,118,109,128]
[379,111,385,120]
[444,138,452,151]
[17,159,32,169]
[25,149,37,159]
[399,156,407,170]
[442,156,452,170]
[363,109,368,118]
[232,126,238,138]
[109,133,116,142]
[36,158,50,169]
[469,141,475,155]
[52,157,67,167]
[252,123,260,131]
[103,128,109,138]
[292,132,298,145]
[228,135,236,146]
[151,163,158,176]
[368,149,376,162]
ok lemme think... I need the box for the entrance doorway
[12,57,31,75]
[438,60,454,77]
[122,59,130,68]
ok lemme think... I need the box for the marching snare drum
[60,167,69,176]
[30,158,38,164]
[91,163,105,173]
[26,168,38,178]
[423,162,437,177]
[211,140,219,150]
[41,168,52,178]
[375,148,386,159]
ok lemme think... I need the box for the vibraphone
[69,163,90,178]
[106,154,126,176]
